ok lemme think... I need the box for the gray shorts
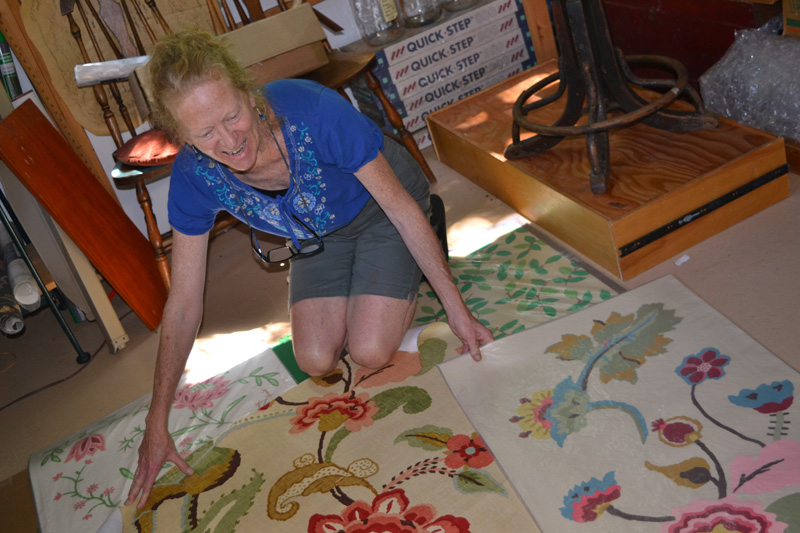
[288,136,431,307]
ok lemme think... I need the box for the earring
[256,107,266,121]
[190,144,202,161]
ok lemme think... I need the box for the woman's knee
[294,349,341,377]
[347,340,398,370]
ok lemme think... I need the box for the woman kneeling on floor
[125,29,492,509]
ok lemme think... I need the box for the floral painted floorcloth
[28,225,618,532]
[439,275,800,533]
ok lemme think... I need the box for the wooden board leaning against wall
[0,0,115,199]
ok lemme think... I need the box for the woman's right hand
[124,424,194,509]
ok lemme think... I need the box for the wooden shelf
[427,60,791,279]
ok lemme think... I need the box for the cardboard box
[372,7,526,87]
[132,4,328,117]
[785,0,800,37]
[355,53,532,132]
[373,0,524,67]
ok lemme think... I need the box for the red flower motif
[308,489,470,533]
[66,434,106,463]
[676,348,730,385]
[289,392,379,434]
[87,484,98,493]
[52,472,63,482]
[651,417,703,447]
[83,514,92,521]
[444,433,493,470]
[74,501,86,510]
[54,493,62,501]
[173,376,231,410]
[665,497,787,533]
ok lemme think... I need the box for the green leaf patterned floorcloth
[414,225,620,339]
[30,224,621,532]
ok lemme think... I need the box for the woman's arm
[125,230,210,509]
[354,153,493,360]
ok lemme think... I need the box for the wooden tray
[427,60,790,279]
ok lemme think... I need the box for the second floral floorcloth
[439,275,799,533]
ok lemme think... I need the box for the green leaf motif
[546,334,595,362]
[594,303,682,384]
[371,387,432,422]
[192,469,265,532]
[120,468,135,480]
[454,469,508,496]
[418,337,447,375]
[394,425,453,450]
[324,427,352,463]
[765,492,800,528]
[547,302,682,385]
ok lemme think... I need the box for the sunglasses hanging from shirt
[219,114,324,264]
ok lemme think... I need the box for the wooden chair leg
[134,180,171,290]
[363,71,437,184]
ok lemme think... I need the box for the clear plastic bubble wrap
[699,19,800,142]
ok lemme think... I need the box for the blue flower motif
[544,377,589,447]
[728,380,794,414]
[560,471,621,522]
[675,348,730,385]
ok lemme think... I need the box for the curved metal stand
[505,0,719,193]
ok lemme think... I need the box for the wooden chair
[207,0,438,184]
[61,0,237,291]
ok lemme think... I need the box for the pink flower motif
[54,493,62,501]
[66,434,106,463]
[52,472,63,482]
[103,487,115,496]
[729,440,800,495]
[74,501,86,510]
[289,392,379,434]
[173,376,231,410]
[308,488,470,533]
[664,497,787,533]
[444,433,493,470]
[353,351,422,388]
[83,514,92,521]
[87,484,98,493]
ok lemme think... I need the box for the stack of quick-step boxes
[347,0,539,149]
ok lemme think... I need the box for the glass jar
[440,0,479,12]
[401,0,442,28]
[349,0,406,46]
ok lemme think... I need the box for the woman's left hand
[449,311,494,361]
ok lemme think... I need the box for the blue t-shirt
[167,79,383,246]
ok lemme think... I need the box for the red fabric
[114,129,179,166]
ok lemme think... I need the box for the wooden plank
[520,0,558,63]
[617,175,790,278]
[0,0,114,198]
[0,101,166,330]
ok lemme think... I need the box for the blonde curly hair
[147,28,265,145]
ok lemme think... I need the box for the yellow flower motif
[511,390,554,439]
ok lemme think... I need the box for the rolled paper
[0,222,40,310]
[0,258,24,335]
